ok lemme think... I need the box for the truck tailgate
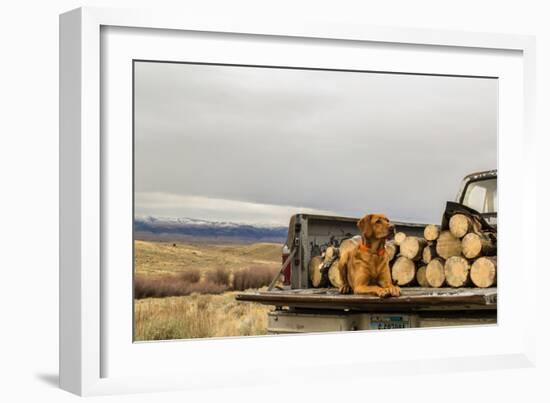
[236,287,496,312]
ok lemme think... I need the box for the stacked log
[449,214,472,238]
[399,237,427,261]
[416,265,430,287]
[309,246,343,288]
[462,233,497,259]
[385,240,398,262]
[426,257,446,288]
[436,231,462,259]
[394,232,407,246]
[444,256,471,288]
[391,256,416,286]
[423,224,440,241]
[309,211,496,291]
[470,256,497,288]
[422,244,437,265]
[328,261,344,289]
[308,255,324,288]
[413,211,496,289]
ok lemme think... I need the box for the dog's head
[357,213,394,240]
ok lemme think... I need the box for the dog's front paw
[339,285,352,294]
[375,288,390,297]
[387,285,401,297]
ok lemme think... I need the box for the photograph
[132,60,498,341]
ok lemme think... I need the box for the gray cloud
[135,62,497,225]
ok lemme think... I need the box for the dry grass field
[135,240,281,275]
[134,292,271,341]
[134,240,281,340]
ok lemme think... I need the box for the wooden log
[400,236,428,261]
[436,230,462,259]
[385,240,398,262]
[416,265,430,288]
[328,261,344,289]
[426,258,446,288]
[449,214,473,238]
[444,256,471,288]
[462,232,497,259]
[324,245,337,261]
[422,244,437,264]
[470,256,497,288]
[423,224,440,241]
[308,255,324,288]
[391,256,416,286]
[394,232,407,246]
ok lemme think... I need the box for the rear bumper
[267,309,497,334]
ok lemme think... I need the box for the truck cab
[236,170,497,333]
[456,169,497,228]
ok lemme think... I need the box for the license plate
[370,315,412,330]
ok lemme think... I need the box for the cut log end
[423,224,440,241]
[436,230,462,259]
[444,256,471,288]
[308,255,323,288]
[416,265,430,288]
[385,241,398,262]
[470,256,497,288]
[426,258,446,288]
[422,244,437,265]
[327,262,343,289]
[462,232,497,259]
[461,233,482,259]
[449,214,472,238]
[400,237,428,261]
[391,256,416,286]
[394,232,407,246]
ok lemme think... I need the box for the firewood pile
[391,213,497,288]
[308,210,497,290]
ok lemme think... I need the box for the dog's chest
[354,252,387,276]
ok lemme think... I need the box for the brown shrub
[134,273,227,299]
[134,275,184,299]
[134,265,278,299]
[206,267,230,286]
[232,266,279,291]
[179,269,200,283]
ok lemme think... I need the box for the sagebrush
[134,266,280,299]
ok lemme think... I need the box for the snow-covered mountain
[134,216,288,243]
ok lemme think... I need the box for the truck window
[462,178,497,214]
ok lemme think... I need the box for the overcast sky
[134,61,497,226]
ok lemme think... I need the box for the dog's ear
[357,214,373,238]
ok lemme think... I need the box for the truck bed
[236,287,497,312]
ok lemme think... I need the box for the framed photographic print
[60,7,536,396]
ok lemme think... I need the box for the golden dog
[338,213,401,297]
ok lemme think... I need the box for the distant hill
[134,216,288,244]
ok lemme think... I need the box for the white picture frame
[59,6,537,396]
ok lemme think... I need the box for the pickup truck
[236,170,497,333]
